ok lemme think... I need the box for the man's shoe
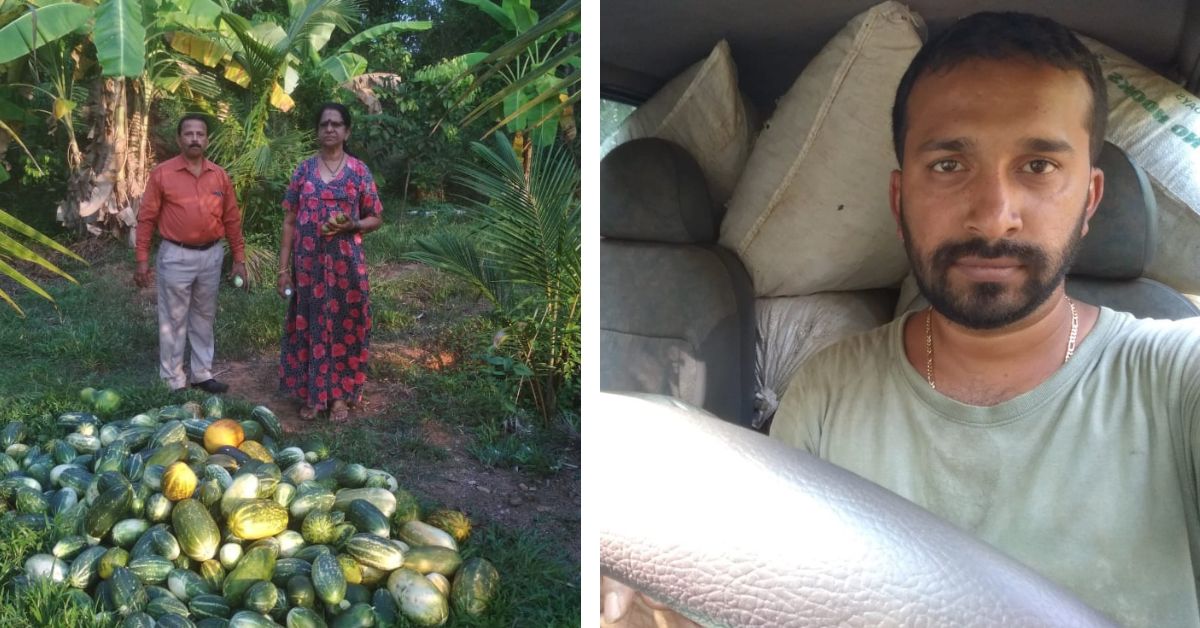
[191,379,229,394]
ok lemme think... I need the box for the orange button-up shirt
[136,154,245,263]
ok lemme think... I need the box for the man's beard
[899,203,1087,330]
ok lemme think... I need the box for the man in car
[135,114,245,394]
[603,11,1200,627]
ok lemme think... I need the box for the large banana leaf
[335,20,432,53]
[166,0,222,30]
[95,0,146,76]
[284,0,359,52]
[319,51,365,83]
[0,3,93,64]
[168,31,232,67]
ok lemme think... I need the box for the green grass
[366,202,477,265]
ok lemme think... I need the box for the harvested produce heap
[1,390,499,627]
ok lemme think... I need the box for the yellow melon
[203,419,245,454]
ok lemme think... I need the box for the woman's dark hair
[314,102,352,131]
[891,12,1107,167]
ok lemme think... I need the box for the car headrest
[600,138,718,243]
[1071,142,1157,279]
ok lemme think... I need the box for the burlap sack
[719,1,924,297]
[1080,35,1200,294]
[599,40,757,207]
[755,290,896,429]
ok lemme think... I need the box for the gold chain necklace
[924,295,1078,390]
[320,153,346,177]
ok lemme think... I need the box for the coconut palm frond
[405,231,511,308]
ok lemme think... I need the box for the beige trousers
[155,240,224,390]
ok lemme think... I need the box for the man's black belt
[163,238,221,251]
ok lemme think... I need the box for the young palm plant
[406,134,580,422]
[0,209,84,316]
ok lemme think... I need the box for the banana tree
[452,0,580,170]
[180,0,430,193]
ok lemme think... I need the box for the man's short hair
[891,12,1107,167]
[177,113,210,136]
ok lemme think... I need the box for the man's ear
[889,169,904,240]
[1082,166,1105,237]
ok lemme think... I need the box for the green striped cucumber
[85,483,132,538]
[402,546,461,576]
[244,579,279,614]
[145,594,190,618]
[172,499,220,562]
[285,606,326,628]
[311,551,348,610]
[222,543,278,605]
[188,593,232,619]
[344,500,389,538]
[127,555,173,585]
[167,567,212,601]
[110,566,149,617]
[344,534,404,571]
[329,602,375,628]
[67,545,108,589]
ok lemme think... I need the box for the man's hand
[134,261,153,289]
[600,576,700,627]
[230,261,247,288]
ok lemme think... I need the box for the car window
[601,98,636,147]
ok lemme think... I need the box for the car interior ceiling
[600,0,1200,110]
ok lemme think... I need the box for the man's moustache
[932,238,1047,267]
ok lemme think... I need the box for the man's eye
[931,159,962,173]
[1022,159,1058,174]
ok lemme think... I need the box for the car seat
[600,138,757,427]
[898,142,1200,320]
[1067,142,1200,318]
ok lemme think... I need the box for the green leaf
[0,3,93,65]
[458,0,516,31]
[167,31,232,67]
[0,209,85,264]
[306,20,335,55]
[95,0,146,76]
[335,20,432,54]
[167,0,222,29]
[319,51,365,83]
[503,0,537,33]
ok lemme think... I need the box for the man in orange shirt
[135,114,245,394]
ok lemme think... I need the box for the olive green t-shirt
[770,307,1200,627]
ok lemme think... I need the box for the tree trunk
[57,77,150,244]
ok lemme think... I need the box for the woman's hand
[320,213,358,236]
[277,270,293,299]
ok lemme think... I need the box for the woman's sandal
[330,402,350,424]
[299,405,319,421]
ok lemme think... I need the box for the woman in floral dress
[276,103,383,422]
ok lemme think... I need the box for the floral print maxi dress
[279,155,382,410]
